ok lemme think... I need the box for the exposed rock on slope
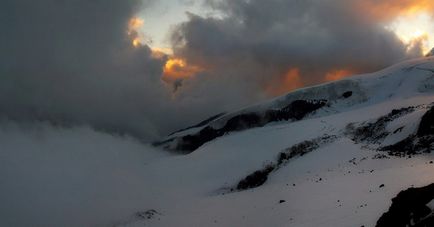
[418,106,434,137]
[348,106,416,144]
[380,105,434,155]
[376,183,434,227]
[167,113,226,137]
[166,99,328,152]
[234,135,337,191]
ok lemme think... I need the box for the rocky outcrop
[376,183,434,227]
[233,135,337,191]
[172,99,328,152]
[167,113,225,137]
[380,105,434,155]
[348,107,415,144]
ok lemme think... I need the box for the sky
[138,0,434,54]
[137,0,434,95]
[138,0,205,52]
[1,0,434,141]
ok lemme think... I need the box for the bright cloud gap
[386,12,434,55]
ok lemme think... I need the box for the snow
[137,96,434,227]
[2,56,434,226]
[164,57,434,146]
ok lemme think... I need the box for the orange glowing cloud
[386,12,434,54]
[132,37,141,47]
[128,17,145,47]
[358,0,434,21]
[128,17,144,32]
[266,68,303,96]
[355,0,434,55]
[325,69,353,81]
[163,57,203,81]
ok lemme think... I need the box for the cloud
[0,0,184,140]
[1,0,431,142]
[0,0,267,141]
[170,0,427,97]
[0,120,167,226]
[357,0,434,21]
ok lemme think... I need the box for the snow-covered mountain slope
[158,56,434,153]
[138,56,434,226]
[2,56,434,227]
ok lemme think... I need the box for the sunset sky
[140,0,434,56]
[134,0,434,94]
[1,0,434,139]
[138,0,434,54]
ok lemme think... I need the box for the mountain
[158,56,434,154]
[141,55,434,226]
[2,56,434,227]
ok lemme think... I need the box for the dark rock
[373,154,390,159]
[223,113,263,132]
[380,184,385,188]
[151,137,175,147]
[376,183,434,227]
[277,135,337,164]
[380,133,434,156]
[349,106,415,144]
[176,126,222,152]
[379,135,417,155]
[234,135,337,192]
[136,209,161,220]
[280,99,328,121]
[236,165,275,190]
[264,99,327,122]
[380,106,434,155]
[176,113,263,151]
[279,200,286,203]
[417,107,434,137]
[167,112,226,136]
[169,99,328,153]
[277,139,319,164]
[393,126,404,134]
[342,91,353,98]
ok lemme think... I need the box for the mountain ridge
[158,56,434,153]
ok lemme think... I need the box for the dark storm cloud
[0,0,263,141]
[0,0,175,140]
[171,0,424,93]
